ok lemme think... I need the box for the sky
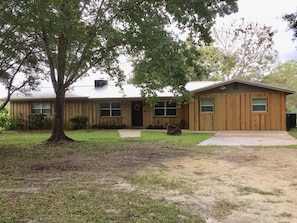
[216,0,297,61]
[1,0,297,98]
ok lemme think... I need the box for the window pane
[101,110,110,116]
[166,101,176,107]
[42,109,51,114]
[101,102,110,109]
[201,99,214,106]
[42,103,50,109]
[112,110,121,116]
[155,101,165,108]
[32,103,41,109]
[112,102,121,108]
[166,109,176,116]
[32,109,41,114]
[201,106,214,112]
[155,109,164,116]
[32,103,50,114]
[201,99,214,112]
[253,105,266,112]
[252,98,267,112]
[253,98,266,105]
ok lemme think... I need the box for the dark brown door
[131,101,143,127]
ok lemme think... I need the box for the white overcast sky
[216,0,297,61]
[1,0,297,98]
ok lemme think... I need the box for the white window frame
[154,100,177,117]
[100,101,121,117]
[252,98,267,112]
[32,103,51,114]
[200,99,214,113]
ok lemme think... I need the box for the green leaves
[200,20,278,80]
[262,60,297,110]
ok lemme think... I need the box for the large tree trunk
[47,29,73,143]
[47,88,73,142]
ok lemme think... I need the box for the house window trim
[31,102,51,115]
[200,98,214,113]
[154,100,177,117]
[100,101,122,117]
[252,98,267,113]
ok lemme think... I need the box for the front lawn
[0,130,211,222]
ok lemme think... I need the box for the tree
[3,0,238,142]
[283,11,297,40]
[196,45,234,81]
[0,1,41,110]
[198,19,278,81]
[262,60,297,110]
[132,38,208,104]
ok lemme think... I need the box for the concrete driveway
[198,131,297,146]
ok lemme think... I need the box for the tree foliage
[262,60,297,110]
[198,19,277,81]
[0,1,41,110]
[1,0,238,142]
[283,11,297,40]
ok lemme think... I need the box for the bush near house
[9,115,26,130]
[70,115,89,130]
[91,123,126,129]
[0,108,10,130]
[28,114,51,130]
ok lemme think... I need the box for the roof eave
[191,78,295,95]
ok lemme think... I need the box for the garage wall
[189,91,287,131]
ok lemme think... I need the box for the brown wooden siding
[142,102,189,128]
[189,91,287,131]
[10,99,189,129]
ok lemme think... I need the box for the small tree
[198,19,278,81]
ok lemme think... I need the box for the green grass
[0,130,213,147]
[0,130,209,222]
[140,131,213,146]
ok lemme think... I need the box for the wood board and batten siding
[64,99,131,129]
[189,90,287,131]
[142,101,189,128]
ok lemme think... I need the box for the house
[9,78,295,131]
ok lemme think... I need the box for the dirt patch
[162,147,297,223]
[2,142,297,222]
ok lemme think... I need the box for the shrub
[28,114,51,130]
[0,108,10,130]
[70,115,88,129]
[91,124,126,129]
[10,115,26,130]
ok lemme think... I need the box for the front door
[131,101,143,127]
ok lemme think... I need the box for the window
[252,98,267,112]
[32,103,51,114]
[200,99,214,112]
[100,102,121,117]
[154,101,177,116]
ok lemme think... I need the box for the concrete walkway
[198,131,297,146]
[118,129,297,146]
[118,129,141,138]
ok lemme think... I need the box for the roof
[10,78,295,101]
[191,78,295,95]
[10,81,219,101]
